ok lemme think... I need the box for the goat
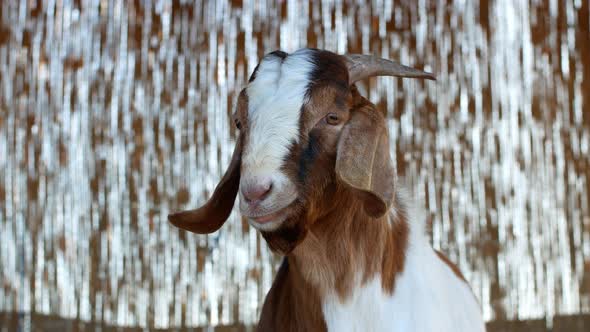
[169,48,486,332]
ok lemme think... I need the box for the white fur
[243,49,315,174]
[321,211,486,332]
[240,50,316,231]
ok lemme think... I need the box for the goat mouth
[249,208,288,224]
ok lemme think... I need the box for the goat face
[236,49,352,234]
[168,48,434,253]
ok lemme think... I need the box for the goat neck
[288,189,409,301]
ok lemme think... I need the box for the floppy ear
[335,102,395,218]
[168,137,241,234]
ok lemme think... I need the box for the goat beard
[260,212,308,255]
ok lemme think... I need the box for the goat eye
[326,113,340,125]
[234,118,242,130]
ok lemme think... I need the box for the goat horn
[343,54,436,84]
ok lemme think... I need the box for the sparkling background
[0,0,589,329]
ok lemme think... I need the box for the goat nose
[241,178,273,203]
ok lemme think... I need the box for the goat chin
[246,210,288,232]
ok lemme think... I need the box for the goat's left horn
[343,54,436,84]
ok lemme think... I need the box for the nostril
[261,182,272,199]
[242,179,273,203]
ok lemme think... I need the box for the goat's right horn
[343,54,436,84]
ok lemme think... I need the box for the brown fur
[291,189,409,299]
[257,260,327,332]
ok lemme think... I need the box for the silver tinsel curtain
[0,0,589,329]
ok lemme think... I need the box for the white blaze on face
[244,49,316,175]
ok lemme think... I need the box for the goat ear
[335,104,395,218]
[168,137,241,234]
